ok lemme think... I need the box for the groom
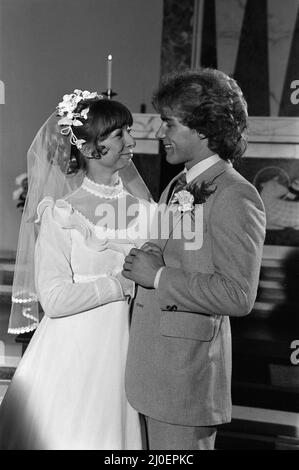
[122,68,266,450]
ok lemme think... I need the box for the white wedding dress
[0,176,155,450]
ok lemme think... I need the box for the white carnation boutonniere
[170,179,217,213]
[172,189,195,213]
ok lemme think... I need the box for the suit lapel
[155,172,185,251]
[161,171,185,205]
[161,159,232,252]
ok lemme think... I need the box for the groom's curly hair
[152,68,248,162]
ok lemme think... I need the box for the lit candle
[107,54,112,91]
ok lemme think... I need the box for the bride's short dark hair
[74,98,133,144]
[69,99,133,172]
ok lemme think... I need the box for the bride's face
[97,125,135,171]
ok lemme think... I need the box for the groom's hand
[122,248,165,288]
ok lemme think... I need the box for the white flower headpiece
[57,89,103,149]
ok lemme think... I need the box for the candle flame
[108,54,112,60]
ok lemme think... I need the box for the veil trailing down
[0,90,155,450]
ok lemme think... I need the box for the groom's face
[156,109,208,169]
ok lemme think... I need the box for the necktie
[167,172,187,205]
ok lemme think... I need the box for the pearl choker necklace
[82,175,125,199]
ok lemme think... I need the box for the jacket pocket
[160,310,216,341]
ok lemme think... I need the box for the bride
[0,90,154,450]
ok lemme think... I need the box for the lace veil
[8,111,152,334]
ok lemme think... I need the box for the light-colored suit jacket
[125,159,266,426]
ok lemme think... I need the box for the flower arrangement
[13,172,28,211]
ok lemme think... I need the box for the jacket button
[166,305,177,311]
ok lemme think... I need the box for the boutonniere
[171,180,217,213]
[172,190,194,213]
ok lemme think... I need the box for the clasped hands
[122,242,165,288]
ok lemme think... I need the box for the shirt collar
[184,154,222,184]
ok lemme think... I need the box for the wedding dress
[0,176,155,450]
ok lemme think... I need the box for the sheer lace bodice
[34,177,156,319]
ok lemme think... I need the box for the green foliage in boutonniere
[186,180,217,205]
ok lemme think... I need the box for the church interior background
[0,0,299,449]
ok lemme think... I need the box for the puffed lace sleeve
[34,199,125,318]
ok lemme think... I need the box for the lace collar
[82,175,125,199]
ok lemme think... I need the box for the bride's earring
[90,146,109,159]
[98,146,108,156]
[81,145,102,160]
